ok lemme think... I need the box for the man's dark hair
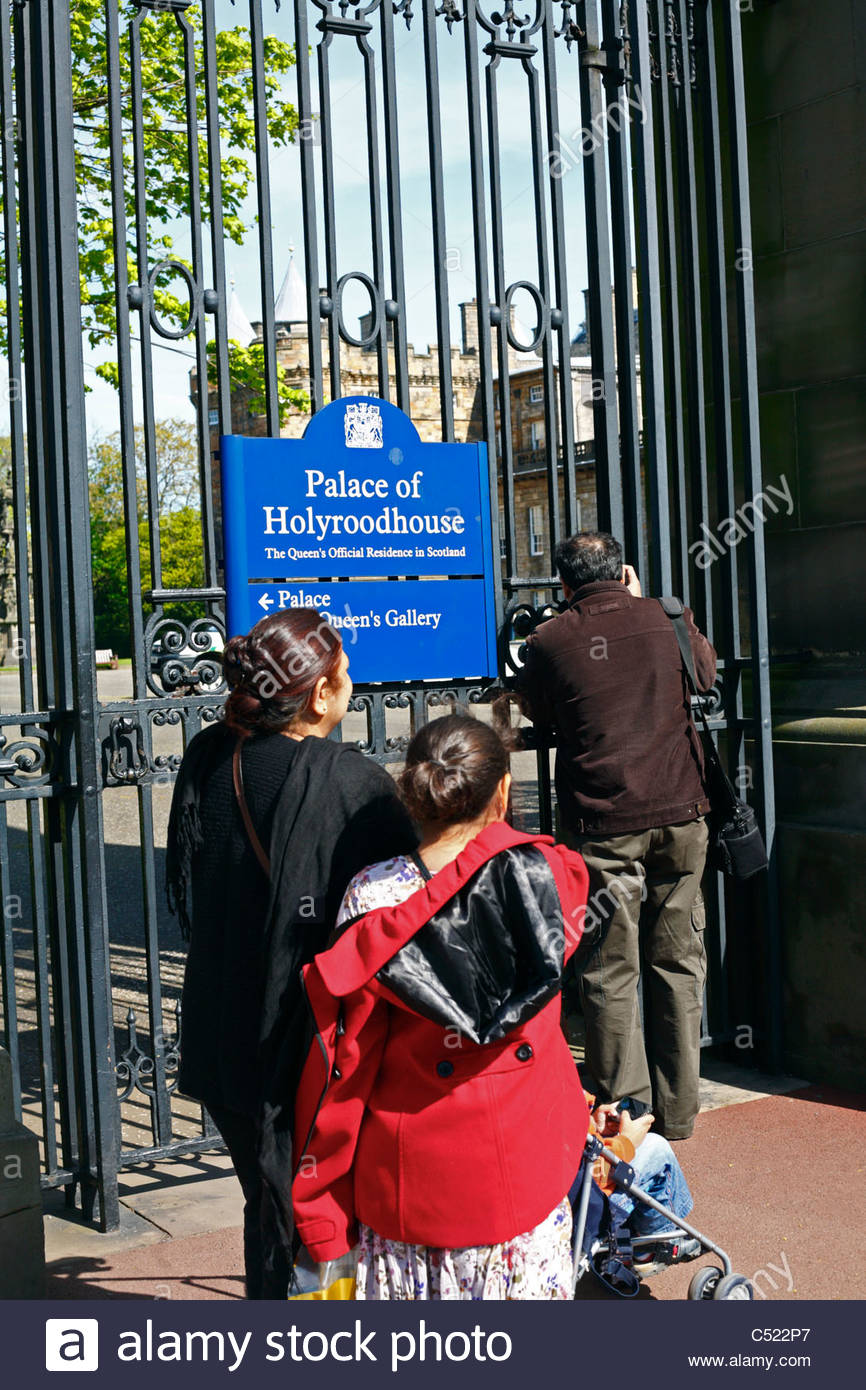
[554,531,624,591]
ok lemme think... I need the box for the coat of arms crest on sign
[344,401,384,449]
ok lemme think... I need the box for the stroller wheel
[688,1265,723,1300]
[713,1273,754,1301]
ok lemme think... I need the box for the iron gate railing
[0,0,778,1230]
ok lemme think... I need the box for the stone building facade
[493,353,601,602]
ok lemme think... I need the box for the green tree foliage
[205,337,308,426]
[89,419,206,656]
[67,0,307,418]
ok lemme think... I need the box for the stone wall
[743,0,866,1088]
[743,0,866,656]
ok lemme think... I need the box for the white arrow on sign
[258,593,274,612]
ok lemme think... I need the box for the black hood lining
[376,844,567,1045]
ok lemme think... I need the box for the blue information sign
[221,397,498,685]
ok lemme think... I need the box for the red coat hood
[304,822,589,1046]
[314,821,554,1000]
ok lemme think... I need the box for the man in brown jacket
[522,531,717,1139]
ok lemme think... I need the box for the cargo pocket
[691,890,707,998]
[691,890,706,933]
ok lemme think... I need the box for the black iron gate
[0,0,778,1230]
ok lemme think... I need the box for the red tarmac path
[45,1086,866,1303]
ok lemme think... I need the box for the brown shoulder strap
[232,740,271,879]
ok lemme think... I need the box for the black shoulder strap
[658,596,699,696]
[658,599,738,800]
[660,597,716,749]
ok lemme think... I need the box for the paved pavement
[41,1071,866,1303]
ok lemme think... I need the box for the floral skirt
[354,1197,573,1300]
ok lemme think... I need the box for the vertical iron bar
[540,13,578,535]
[700,2,741,663]
[28,803,59,1177]
[654,0,688,600]
[0,2,32,713]
[129,12,164,590]
[293,0,324,412]
[463,0,503,630]
[0,809,19,1118]
[177,9,218,586]
[136,773,171,1146]
[202,0,232,431]
[104,0,147,702]
[358,32,389,396]
[577,1,623,540]
[674,0,711,633]
[524,55,561,551]
[422,1,455,439]
[248,0,280,434]
[317,32,341,399]
[379,0,410,409]
[628,0,671,593]
[484,53,517,575]
[602,0,644,573]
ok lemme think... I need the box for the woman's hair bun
[222,610,343,738]
[398,712,509,827]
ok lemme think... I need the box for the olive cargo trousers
[563,818,709,1140]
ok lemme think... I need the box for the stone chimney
[359,310,393,346]
[460,300,479,356]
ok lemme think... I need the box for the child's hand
[592,1103,621,1138]
[619,1111,654,1149]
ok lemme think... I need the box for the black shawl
[166,723,417,1285]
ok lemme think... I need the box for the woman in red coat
[293,714,591,1299]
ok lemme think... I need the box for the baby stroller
[571,1132,755,1300]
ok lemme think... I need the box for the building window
[208,408,219,427]
[498,509,507,560]
[530,420,544,451]
[529,384,543,403]
[528,505,544,557]
[532,589,548,609]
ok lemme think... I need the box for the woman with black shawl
[166,609,416,1299]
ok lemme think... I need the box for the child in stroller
[572,1095,754,1300]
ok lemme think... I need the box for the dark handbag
[659,598,768,881]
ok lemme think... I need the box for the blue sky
[66,1,593,444]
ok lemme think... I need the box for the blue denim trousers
[607,1132,694,1236]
